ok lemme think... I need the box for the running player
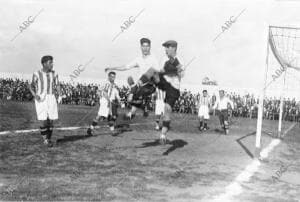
[105,38,159,119]
[213,90,234,135]
[29,55,60,147]
[198,90,211,131]
[86,71,120,136]
[132,40,184,144]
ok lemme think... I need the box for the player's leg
[155,100,164,130]
[223,110,230,135]
[40,120,50,146]
[45,118,54,146]
[218,110,225,130]
[203,107,210,130]
[87,115,106,136]
[199,116,204,131]
[109,102,119,136]
[160,103,171,144]
[155,114,161,130]
[131,68,159,98]
[159,81,180,144]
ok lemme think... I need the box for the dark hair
[140,38,151,45]
[41,55,53,64]
[203,90,207,93]
[108,71,116,76]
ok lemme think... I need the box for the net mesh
[269,26,300,71]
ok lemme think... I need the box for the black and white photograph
[0,0,300,201]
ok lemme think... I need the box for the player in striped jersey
[86,71,120,136]
[198,90,211,131]
[29,55,61,147]
[154,88,166,130]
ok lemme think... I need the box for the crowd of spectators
[1,78,300,122]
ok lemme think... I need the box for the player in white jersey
[213,90,234,135]
[154,88,166,130]
[29,55,61,147]
[105,38,159,119]
[87,71,120,136]
[198,90,211,131]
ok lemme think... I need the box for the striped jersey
[32,70,58,96]
[100,82,120,102]
[198,95,210,107]
[155,88,166,101]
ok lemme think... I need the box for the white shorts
[98,98,110,118]
[155,100,165,115]
[198,105,210,119]
[35,94,58,121]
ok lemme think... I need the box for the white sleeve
[125,57,139,69]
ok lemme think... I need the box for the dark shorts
[130,83,155,108]
[218,109,229,122]
[157,74,180,107]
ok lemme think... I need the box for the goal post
[256,25,300,158]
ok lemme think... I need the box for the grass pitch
[0,101,299,201]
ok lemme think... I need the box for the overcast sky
[1,0,300,96]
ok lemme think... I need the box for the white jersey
[126,54,159,82]
[213,96,234,110]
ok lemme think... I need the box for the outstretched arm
[105,65,136,72]
[105,58,139,72]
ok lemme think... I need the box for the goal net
[256,25,300,156]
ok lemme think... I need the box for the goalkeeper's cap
[162,40,177,48]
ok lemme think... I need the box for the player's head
[219,90,225,98]
[203,90,208,97]
[140,38,151,56]
[41,55,53,72]
[162,40,177,57]
[127,76,135,86]
[108,71,116,83]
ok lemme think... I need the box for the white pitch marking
[212,122,297,202]
[0,122,152,136]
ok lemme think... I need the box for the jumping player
[213,90,234,135]
[198,90,211,131]
[132,40,184,144]
[105,38,159,119]
[29,55,60,147]
[86,71,120,136]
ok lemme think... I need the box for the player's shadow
[56,134,93,144]
[236,131,256,159]
[214,128,225,134]
[56,124,132,144]
[136,139,188,155]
